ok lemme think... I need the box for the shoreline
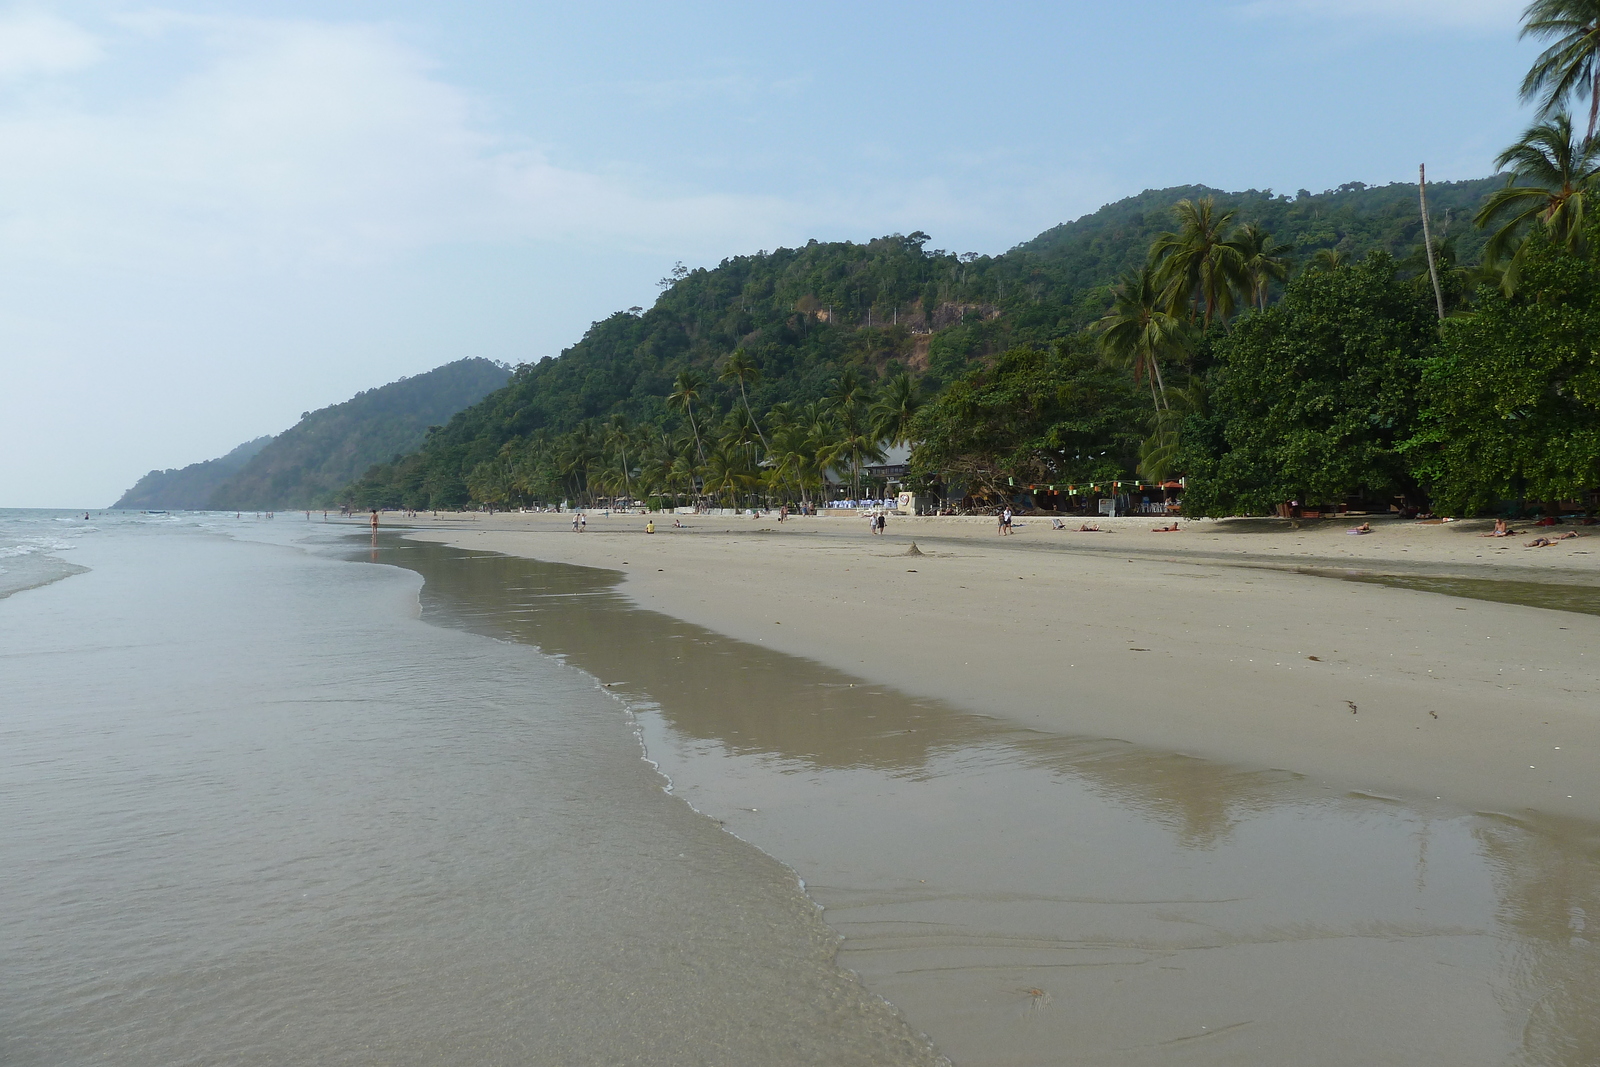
[390,511,1599,824]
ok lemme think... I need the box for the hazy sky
[1,0,1537,507]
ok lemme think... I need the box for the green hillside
[113,436,274,510]
[209,358,510,510]
[345,178,1503,509]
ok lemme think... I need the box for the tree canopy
[1178,255,1437,517]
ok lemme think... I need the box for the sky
[0,0,1540,507]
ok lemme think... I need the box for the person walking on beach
[579,513,587,532]
[572,513,580,532]
[999,507,1013,535]
[370,509,379,531]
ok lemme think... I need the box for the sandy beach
[390,510,1600,824]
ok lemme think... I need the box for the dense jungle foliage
[346,175,1545,513]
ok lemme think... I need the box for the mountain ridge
[342,176,1503,509]
[113,358,510,510]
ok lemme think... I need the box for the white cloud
[0,9,101,78]
[0,14,803,273]
[1237,0,1523,32]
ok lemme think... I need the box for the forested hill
[113,358,510,510]
[344,176,1501,509]
[113,435,273,510]
[207,358,511,509]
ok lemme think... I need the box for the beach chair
[1050,518,1065,530]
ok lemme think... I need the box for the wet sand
[399,511,1600,823]
[378,533,1600,1066]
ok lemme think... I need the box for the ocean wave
[0,537,76,558]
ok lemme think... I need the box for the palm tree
[1307,248,1350,272]
[870,372,922,446]
[702,446,757,506]
[718,349,769,451]
[667,370,708,465]
[1233,223,1294,311]
[603,414,635,503]
[1476,112,1600,291]
[1096,265,1188,413]
[827,371,881,500]
[1137,381,1206,483]
[1521,0,1600,141]
[767,422,824,507]
[1150,197,1247,326]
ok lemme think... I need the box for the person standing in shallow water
[370,509,379,531]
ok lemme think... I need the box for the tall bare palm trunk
[1591,73,1599,143]
[1419,164,1447,321]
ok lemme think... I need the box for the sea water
[0,512,940,1066]
[5,513,1598,1066]
[385,536,1600,1067]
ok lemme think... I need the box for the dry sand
[391,510,1600,823]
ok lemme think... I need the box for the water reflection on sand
[382,537,1600,1067]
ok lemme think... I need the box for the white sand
[394,511,1600,822]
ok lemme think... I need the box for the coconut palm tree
[1150,197,1247,326]
[1475,112,1600,291]
[1521,0,1600,141]
[603,413,635,503]
[1307,248,1350,272]
[1096,265,1188,413]
[718,349,769,450]
[767,422,824,507]
[1233,223,1294,311]
[702,446,758,506]
[1136,381,1207,483]
[667,370,708,465]
[870,372,922,446]
[826,371,881,501]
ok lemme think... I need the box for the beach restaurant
[996,479,1185,516]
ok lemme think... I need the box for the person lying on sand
[1078,523,1101,532]
[1348,523,1372,535]
[1524,535,1574,546]
[1152,522,1180,532]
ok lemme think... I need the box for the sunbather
[1152,522,1180,532]
[1078,522,1101,532]
[1348,523,1372,535]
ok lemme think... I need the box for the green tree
[718,348,769,451]
[668,370,709,465]
[870,371,923,446]
[1475,113,1600,292]
[1233,223,1294,311]
[1406,230,1600,514]
[1308,248,1349,272]
[908,341,1144,502]
[1522,0,1600,141]
[1179,254,1437,516]
[1096,264,1189,412]
[1151,197,1247,326]
[827,370,881,499]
